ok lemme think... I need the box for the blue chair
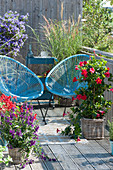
[0,55,47,124]
[0,55,44,102]
[45,54,90,113]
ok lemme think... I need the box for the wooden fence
[82,46,113,125]
[0,0,82,64]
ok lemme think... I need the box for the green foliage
[82,0,113,51]
[42,16,82,62]
[62,56,113,139]
[108,120,113,140]
[0,145,12,165]
[75,56,113,119]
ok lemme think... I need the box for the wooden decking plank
[75,141,110,169]
[42,145,64,170]
[88,140,113,169]
[96,139,111,153]
[62,144,95,170]
[49,144,79,170]
[29,154,48,170]
[0,164,16,170]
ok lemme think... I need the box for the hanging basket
[81,118,105,140]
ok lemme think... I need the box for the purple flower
[22,164,26,168]
[30,140,36,146]
[29,159,34,164]
[9,129,15,135]
[16,130,22,137]
[35,126,39,132]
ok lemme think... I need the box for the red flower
[107,67,110,71]
[81,95,87,100]
[75,65,79,70]
[79,61,84,67]
[96,77,102,84]
[90,67,95,73]
[13,96,17,101]
[73,77,78,82]
[72,96,76,101]
[84,61,87,65]
[81,69,88,78]
[77,136,81,142]
[105,71,110,78]
[34,114,37,120]
[56,128,60,133]
[76,94,82,100]
[110,88,113,92]
[63,112,67,117]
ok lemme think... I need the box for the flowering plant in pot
[62,56,113,139]
[0,94,52,168]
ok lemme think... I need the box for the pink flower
[76,94,82,100]
[100,111,105,115]
[90,67,95,73]
[96,77,102,84]
[73,77,78,82]
[84,61,87,65]
[96,113,100,118]
[81,95,87,100]
[77,137,81,142]
[79,61,84,67]
[63,112,67,117]
[105,71,110,78]
[81,69,88,78]
[75,65,79,70]
[110,88,113,92]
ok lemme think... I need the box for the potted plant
[108,120,113,155]
[62,55,113,140]
[0,94,54,168]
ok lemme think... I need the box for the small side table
[26,50,58,124]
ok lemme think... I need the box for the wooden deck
[1,138,113,170]
[1,105,113,170]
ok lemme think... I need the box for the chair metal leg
[63,98,67,114]
[37,100,49,125]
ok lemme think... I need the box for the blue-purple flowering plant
[0,94,55,168]
[0,11,28,57]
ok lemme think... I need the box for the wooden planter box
[81,118,105,140]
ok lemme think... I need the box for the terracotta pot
[8,148,23,164]
[81,118,105,140]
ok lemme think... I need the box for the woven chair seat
[45,54,90,99]
[0,55,44,103]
